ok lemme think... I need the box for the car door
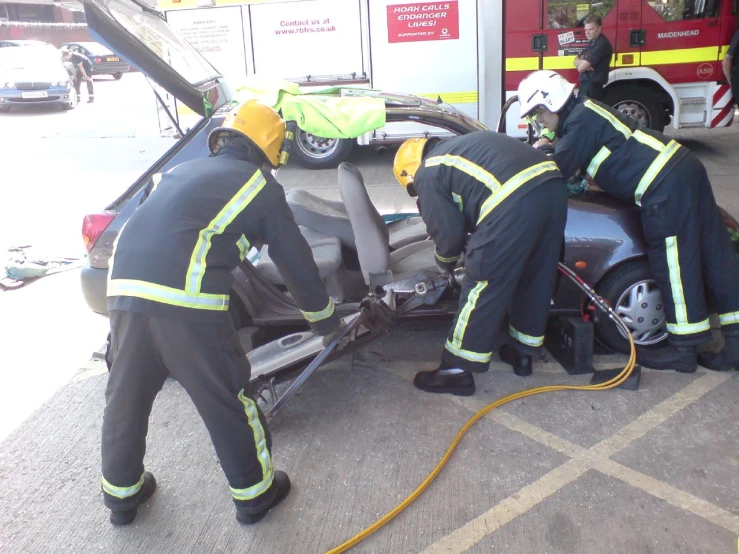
[82,0,232,117]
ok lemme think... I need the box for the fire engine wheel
[291,129,354,169]
[594,259,669,353]
[603,85,665,133]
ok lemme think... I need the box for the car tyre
[290,129,354,169]
[595,259,669,354]
[603,85,666,133]
[113,72,123,80]
[0,105,11,113]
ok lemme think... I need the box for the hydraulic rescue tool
[247,263,637,553]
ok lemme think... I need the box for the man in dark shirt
[62,48,94,103]
[722,29,739,108]
[574,15,613,101]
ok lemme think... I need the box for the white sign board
[249,0,363,80]
[368,0,478,119]
[166,6,249,82]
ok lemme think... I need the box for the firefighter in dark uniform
[101,100,340,525]
[518,70,739,372]
[62,48,94,103]
[393,131,568,396]
[573,14,612,101]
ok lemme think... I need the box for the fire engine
[154,0,738,168]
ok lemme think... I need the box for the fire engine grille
[16,82,51,90]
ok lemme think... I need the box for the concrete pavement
[0,83,737,552]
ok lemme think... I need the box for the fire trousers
[101,310,277,514]
[441,180,568,373]
[639,153,739,346]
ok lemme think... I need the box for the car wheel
[61,89,78,110]
[113,72,123,80]
[595,260,668,353]
[603,85,666,133]
[0,105,11,113]
[290,129,354,169]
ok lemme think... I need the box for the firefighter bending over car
[101,100,340,525]
[518,70,739,373]
[393,131,568,396]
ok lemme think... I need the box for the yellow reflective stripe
[586,146,611,179]
[665,236,688,324]
[435,251,459,263]
[108,279,229,310]
[186,171,267,293]
[641,46,720,66]
[444,339,493,363]
[505,57,540,72]
[477,161,559,224]
[425,155,502,193]
[632,130,666,152]
[451,281,487,349]
[634,140,681,206]
[231,390,273,501]
[509,325,544,348]
[236,235,251,261]
[719,44,731,59]
[301,300,335,323]
[452,192,464,212]
[719,312,739,326]
[417,91,478,104]
[584,100,632,139]
[666,319,711,335]
[543,55,578,70]
[102,473,144,499]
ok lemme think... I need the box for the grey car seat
[285,189,428,251]
[337,162,436,285]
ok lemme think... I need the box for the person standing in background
[574,15,613,101]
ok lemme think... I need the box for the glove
[435,257,457,275]
[359,297,396,330]
[321,320,347,347]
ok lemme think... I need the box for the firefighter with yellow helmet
[394,131,568,396]
[102,100,339,525]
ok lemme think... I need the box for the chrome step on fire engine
[679,96,707,106]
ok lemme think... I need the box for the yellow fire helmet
[208,99,286,168]
[393,137,433,190]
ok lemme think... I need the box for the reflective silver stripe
[450,281,487,350]
[186,171,267,293]
[236,235,251,261]
[452,192,464,212]
[666,319,710,335]
[477,161,559,224]
[102,473,144,499]
[509,325,544,348]
[301,300,335,323]
[586,145,611,179]
[634,140,681,206]
[719,311,739,326]
[665,236,688,324]
[231,390,273,501]
[584,100,632,139]
[108,279,229,310]
[425,155,501,193]
[444,339,492,363]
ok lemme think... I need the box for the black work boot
[413,368,475,396]
[235,471,291,525]
[106,472,157,526]
[637,345,697,373]
[499,344,533,377]
[698,336,739,371]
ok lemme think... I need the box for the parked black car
[59,41,129,79]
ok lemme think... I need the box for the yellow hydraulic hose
[326,265,637,554]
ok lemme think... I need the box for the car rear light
[82,212,116,253]
[95,57,101,64]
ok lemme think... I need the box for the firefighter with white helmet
[101,100,339,525]
[393,131,568,395]
[518,69,739,373]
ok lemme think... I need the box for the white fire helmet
[517,70,576,118]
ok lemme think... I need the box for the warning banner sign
[387,1,459,44]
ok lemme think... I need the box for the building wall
[0,22,91,45]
